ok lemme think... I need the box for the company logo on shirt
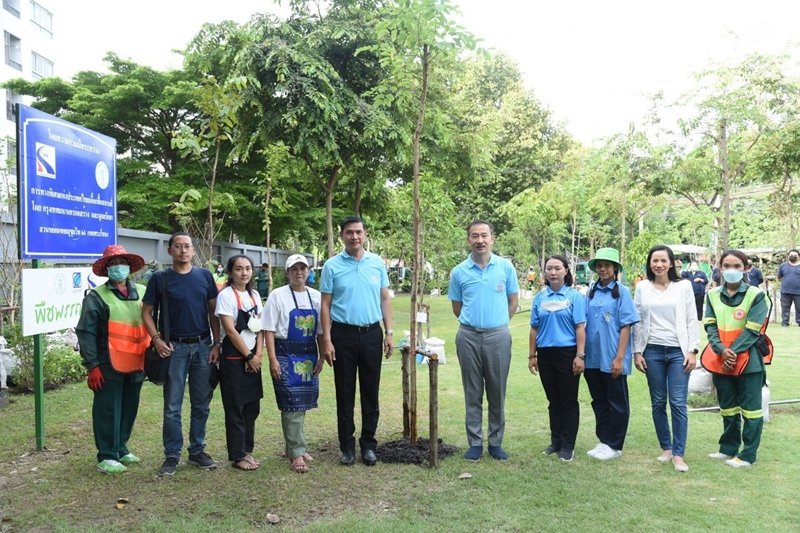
[35,142,56,179]
[733,308,746,320]
[542,300,571,313]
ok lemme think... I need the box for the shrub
[7,324,85,393]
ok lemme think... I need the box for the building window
[6,89,21,121]
[5,139,16,171]
[31,51,53,79]
[30,1,53,38]
[4,32,22,71]
[3,0,21,18]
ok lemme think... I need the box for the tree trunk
[541,234,546,265]
[570,212,577,264]
[620,172,627,262]
[353,178,362,218]
[717,119,732,258]
[204,140,221,264]
[324,166,341,258]
[407,43,430,444]
[264,180,273,293]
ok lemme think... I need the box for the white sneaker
[595,446,622,461]
[586,443,606,458]
[708,452,734,460]
[725,457,752,468]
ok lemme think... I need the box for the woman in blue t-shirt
[528,255,587,462]
[583,248,639,461]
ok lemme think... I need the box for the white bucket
[425,337,446,364]
[688,367,713,394]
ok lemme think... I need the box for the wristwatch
[385,329,393,336]
[576,352,585,360]
[691,348,699,355]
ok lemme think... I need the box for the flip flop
[290,457,309,474]
[244,453,261,466]
[232,457,259,471]
[281,451,314,461]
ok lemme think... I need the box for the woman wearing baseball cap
[262,253,325,473]
[76,244,148,474]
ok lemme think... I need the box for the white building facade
[1,0,56,208]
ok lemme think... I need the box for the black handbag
[144,270,171,385]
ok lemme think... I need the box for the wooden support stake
[429,354,439,468]
[401,345,410,438]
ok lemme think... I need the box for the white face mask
[722,269,744,284]
[247,317,262,332]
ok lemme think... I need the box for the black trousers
[584,368,630,450]
[694,294,704,320]
[332,324,383,453]
[537,346,580,452]
[223,400,260,461]
[780,292,800,326]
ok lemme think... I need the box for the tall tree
[185,1,401,258]
[646,53,796,256]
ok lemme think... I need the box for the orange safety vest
[95,283,149,374]
[701,285,771,375]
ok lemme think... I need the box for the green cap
[587,247,622,271]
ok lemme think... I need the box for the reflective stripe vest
[95,283,149,374]
[706,285,762,348]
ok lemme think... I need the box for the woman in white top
[262,254,324,474]
[215,255,264,471]
[633,245,699,472]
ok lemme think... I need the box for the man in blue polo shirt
[320,216,394,466]
[449,220,519,461]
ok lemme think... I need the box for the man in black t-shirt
[142,232,222,476]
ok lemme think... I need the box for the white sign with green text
[22,267,106,336]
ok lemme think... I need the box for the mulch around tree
[376,438,458,465]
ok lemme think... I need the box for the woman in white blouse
[633,245,699,472]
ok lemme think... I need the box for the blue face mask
[107,264,130,281]
[722,269,743,284]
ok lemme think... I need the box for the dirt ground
[376,438,458,465]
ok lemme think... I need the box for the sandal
[244,454,260,466]
[290,457,309,474]
[281,451,314,462]
[232,456,259,471]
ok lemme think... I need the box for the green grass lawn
[1,294,799,532]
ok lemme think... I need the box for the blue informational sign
[17,105,117,260]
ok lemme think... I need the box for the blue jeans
[162,340,213,458]
[643,344,690,457]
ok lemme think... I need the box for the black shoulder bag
[144,270,171,385]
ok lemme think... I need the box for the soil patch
[377,438,458,465]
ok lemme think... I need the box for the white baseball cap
[285,254,309,269]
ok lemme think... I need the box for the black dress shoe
[361,449,377,466]
[340,451,355,466]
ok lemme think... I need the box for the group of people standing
[76,218,773,476]
[77,217,393,476]
[449,223,772,472]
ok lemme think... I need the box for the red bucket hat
[92,244,146,277]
